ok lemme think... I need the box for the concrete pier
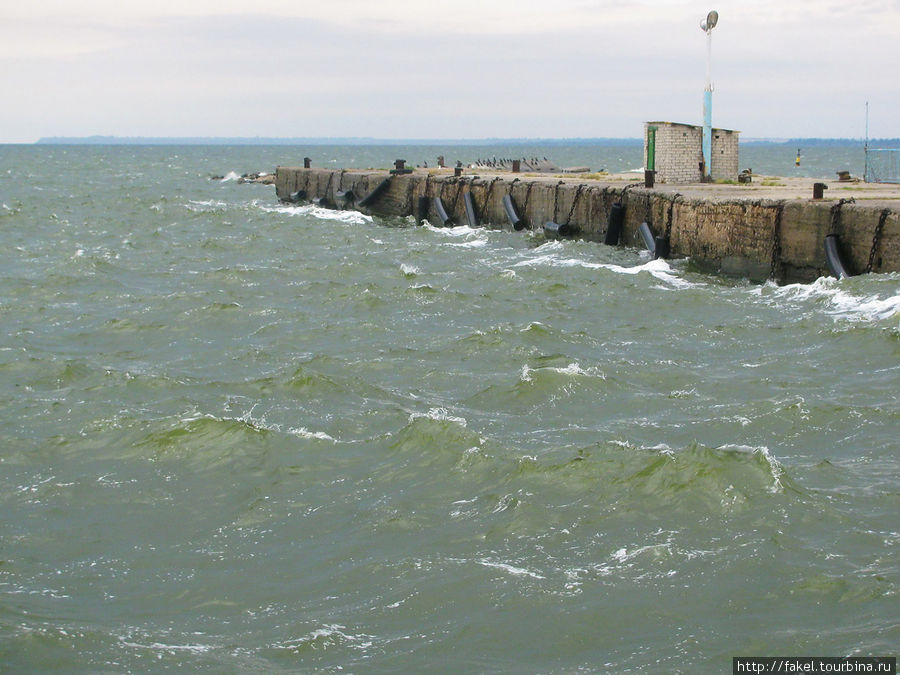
[275,166,900,284]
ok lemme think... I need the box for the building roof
[645,121,740,134]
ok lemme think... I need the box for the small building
[644,121,739,183]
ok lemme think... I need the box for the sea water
[0,144,897,672]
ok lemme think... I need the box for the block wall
[645,121,739,183]
[711,129,739,181]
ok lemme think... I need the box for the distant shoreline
[28,136,898,147]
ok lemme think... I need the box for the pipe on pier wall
[275,167,900,284]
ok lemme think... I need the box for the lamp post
[701,10,718,182]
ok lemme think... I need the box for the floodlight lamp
[701,10,718,32]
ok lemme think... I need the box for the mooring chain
[769,200,786,281]
[866,208,891,273]
[338,169,346,191]
[323,172,334,200]
[665,193,682,240]
[552,181,565,222]
[565,184,586,226]
[597,186,609,226]
[615,183,640,211]
[621,182,640,197]
[829,197,855,234]
[480,177,502,222]
[521,182,536,222]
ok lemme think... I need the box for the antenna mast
[864,101,869,183]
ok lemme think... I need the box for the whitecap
[554,362,589,376]
[520,362,601,382]
[422,223,486,245]
[477,559,546,580]
[277,624,374,652]
[763,276,900,325]
[611,543,672,563]
[186,199,228,212]
[119,638,214,654]
[287,427,336,442]
[716,444,786,492]
[513,251,696,289]
[827,288,900,322]
[258,202,374,226]
[447,238,487,249]
[599,258,697,288]
[409,407,467,426]
[535,239,565,252]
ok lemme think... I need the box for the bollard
[454,167,463,177]
[512,160,520,173]
[644,170,655,188]
[303,157,311,169]
[813,183,827,200]
[391,159,412,175]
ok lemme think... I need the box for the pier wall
[275,167,899,284]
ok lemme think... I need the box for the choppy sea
[1,143,897,672]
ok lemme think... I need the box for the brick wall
[645,121,739,183]
[711,128,739,181]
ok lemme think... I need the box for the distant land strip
[32,136,899,146]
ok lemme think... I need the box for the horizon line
[22,135,896,146]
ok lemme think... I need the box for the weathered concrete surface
[275,166,900,284]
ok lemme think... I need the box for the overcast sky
[2,0,898,142]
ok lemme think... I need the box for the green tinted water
[0,145,897,672]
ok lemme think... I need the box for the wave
[519,361,599,383]
[388,409,482,464]
[185,199,229,213]
[465,354,608,414]
[269,624,375,655]
[421,223,480,237]
[416,222,493,249]
[409,406,468,426]
[258,202,374,226]
[477,558,546,580]
[755,275,900,327]
[503,441,799,515]
[512,245,697,289]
